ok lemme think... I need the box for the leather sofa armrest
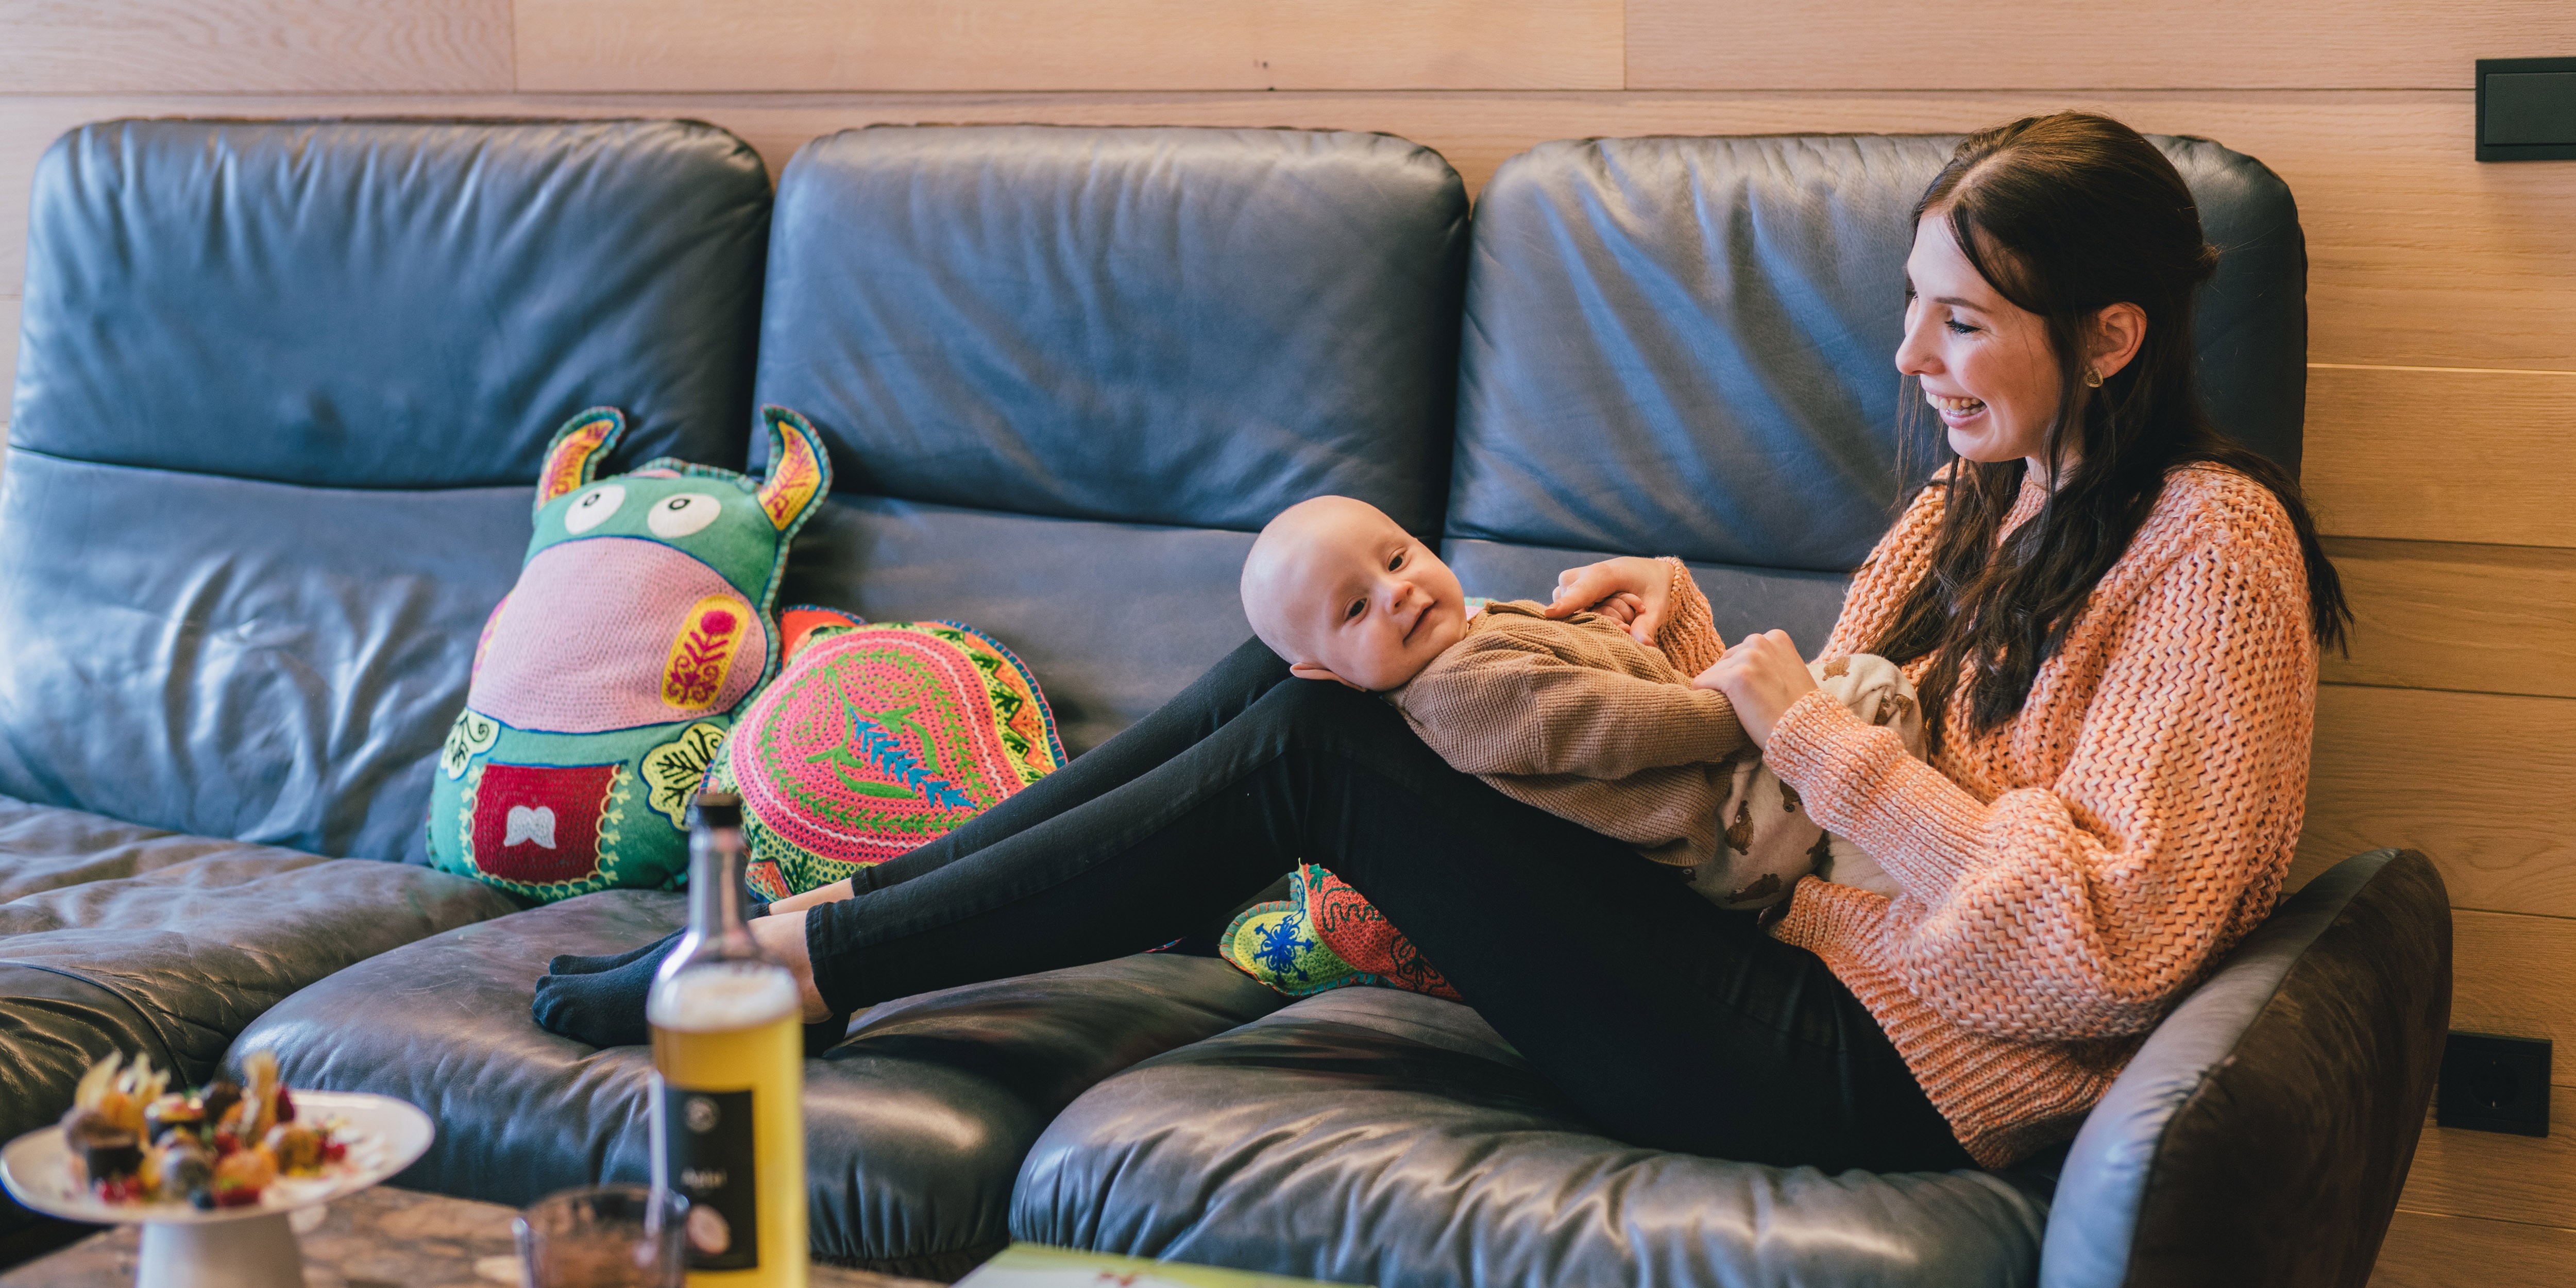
[2040,849,2452,1288]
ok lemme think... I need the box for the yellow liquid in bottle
[650,963,807,1288]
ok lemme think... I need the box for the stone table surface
[0,1185,941,1288]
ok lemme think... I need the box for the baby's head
[1241,496,1467,691]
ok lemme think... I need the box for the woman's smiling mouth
[1927,392,1987,422]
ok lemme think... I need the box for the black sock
[532,936,677,1048]
[533,918,843,1053]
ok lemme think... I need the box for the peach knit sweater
[1766,464,2318,1166]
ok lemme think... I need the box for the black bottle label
[660,1086,758,1270]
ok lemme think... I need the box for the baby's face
[1256,497,1467,691]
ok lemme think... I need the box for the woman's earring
[2082,368,2105,388]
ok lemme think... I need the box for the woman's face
[1894,213,2062,469]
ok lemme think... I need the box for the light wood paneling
[7,91,2572,371]
[515,1,1626,93]
[2373,1209,2576,1287]
[2449,910,2576,1070]
[2295,685,2576,919]
[1629,2,2576,92]
[2400,1099,2576,1232]
[2319,537,2576,696]
[0,1,513,94]
[2308,366,2576,550]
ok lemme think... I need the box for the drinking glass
[515,1184,688,1288]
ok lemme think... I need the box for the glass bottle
[648,790,807,1287]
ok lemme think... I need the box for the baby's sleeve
[1396,632,1744,778]
[1655,557,1726,679]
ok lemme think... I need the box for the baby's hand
[1547,556,1671,646]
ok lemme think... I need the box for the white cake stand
[0,1090,434,1288]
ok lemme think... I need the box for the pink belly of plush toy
[468,536,769,734]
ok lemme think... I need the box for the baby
[1240,495,1916,907]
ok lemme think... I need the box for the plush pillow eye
[647,492,724,538]
[563,483,626,533]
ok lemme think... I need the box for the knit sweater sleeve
[1395,632,1746,779]
[1766,487,2316,1042]
[1654,556,1726,678]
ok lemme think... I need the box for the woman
[539,111,2346,1173]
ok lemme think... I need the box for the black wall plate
[2477,57,2576,161]
[2437,1031,2553,1136]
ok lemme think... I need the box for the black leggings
[805,638,1973,1173]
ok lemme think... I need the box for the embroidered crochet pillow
[1220,863,1462,1001]
[424,405,833,901]
[707,619,1066,901]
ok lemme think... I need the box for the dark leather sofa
[2,117,2449,1286]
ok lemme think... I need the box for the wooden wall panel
[2308,366,2576,549]
[1629,2,2576,92]
[2295,686,2576,919]
[8,91,2567,372]
[2400,1100,2576,1232]
[515,1,1626,93]
[2374,1210,2576,1288]
[2450,910,2576,1064]
[2320,538,2576,697]
[0,1,512,94]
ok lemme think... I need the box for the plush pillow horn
[425,404,833,901]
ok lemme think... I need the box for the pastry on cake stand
[1,1090,433,1288]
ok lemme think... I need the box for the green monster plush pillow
[425,405,832,901]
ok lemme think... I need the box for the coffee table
[0,1185,940,1288]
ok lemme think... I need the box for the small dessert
[57,1049,354,1210]
[263,1123,320,1174]
[143,1093,202,1144]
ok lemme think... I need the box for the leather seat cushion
[1014,988,2055,1287]
[232,893,1284,1279]
[0,461,533,863]
[0,796,514,1230]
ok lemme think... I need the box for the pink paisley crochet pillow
[709,617,1066,901]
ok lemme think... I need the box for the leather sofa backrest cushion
[760,126,1471,751]
[0,120,772,863]
[754,125,1470,536]
[1446,133,2306,580]
[11,119,770,487]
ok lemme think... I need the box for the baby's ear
[1289,661,1362,691]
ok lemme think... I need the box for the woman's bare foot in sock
[751,909,832,1022]
[766,878,856,917]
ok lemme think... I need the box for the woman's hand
[1547,556,1670,646]
[1692,630,1818,748]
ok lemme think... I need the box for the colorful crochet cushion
[708,619,1066,902]
[1220,863,1462,1001]
[424,405,833,901]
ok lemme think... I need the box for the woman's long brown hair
[1870,112,2350,752]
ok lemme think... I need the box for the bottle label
[660,1086,759,1270]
